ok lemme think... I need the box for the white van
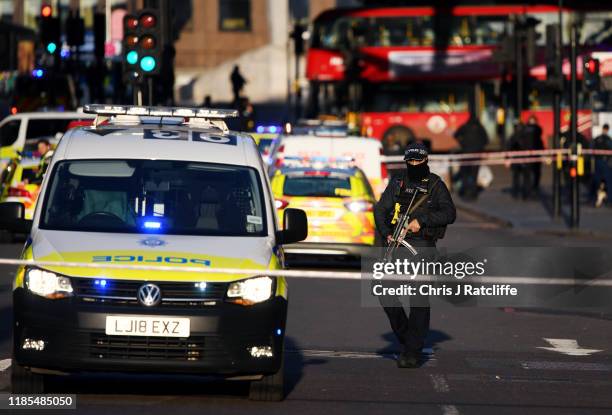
[0,111,95,168]
[0,105,307,401]
[269,134,388,197]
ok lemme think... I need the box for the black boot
[397,349,419,368]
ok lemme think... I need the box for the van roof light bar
[83,104,238,127]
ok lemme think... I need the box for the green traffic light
[46,42,57,54]
[126,50,138,65]
[140,56,156,72]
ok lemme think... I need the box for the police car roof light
[281,155,355,169]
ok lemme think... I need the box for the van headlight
[25,268,73,299]
[226,276,274,305]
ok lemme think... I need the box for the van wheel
[11,362,46,394]
[248,359,285,401]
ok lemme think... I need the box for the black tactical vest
[388,173,446,241]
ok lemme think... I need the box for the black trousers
[379,240,435,354]
[459,165,479,199]
[512,165,532,199]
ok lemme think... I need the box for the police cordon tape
[1,258,611,286]
[382,148,612,167]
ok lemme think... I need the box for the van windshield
[40,160,267,236]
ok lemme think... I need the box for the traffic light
[66,13,85,47]
[583,58,600,91]
[122,9,163,83]
[40,4,60,56]
[291,23,306,56]
[545,24,563,91]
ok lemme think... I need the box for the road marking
[294,348,436,363]
[521,361,612,371]
[429,375,460,415]
[0,359,11,372]
[537,338,603,356]
[429,374,450,392]
[298,349,387,359]
[468,357,611,371]
[441,405,460,415]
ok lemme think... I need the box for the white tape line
[0,258,611,286]
[0,359,11,372]
[381,148,612,164]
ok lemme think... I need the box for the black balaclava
[406,162,429,182]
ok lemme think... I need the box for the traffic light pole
[570,23,580,228]
[515,21,524,118]
[552,3,563,218]
[148,77,154,106]
[552,90,562,218]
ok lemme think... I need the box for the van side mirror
[0,202,32,234]
[275,208,307,245]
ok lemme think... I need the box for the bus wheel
[382,126,415,155]
[248,358,285,401]
[11,362,46,394]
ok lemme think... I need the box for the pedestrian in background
[560,122,588,201]
[525,115,544,194]
[507,120,534,200]
[230,65,247,106]
[454,114,488,200]
[591,123,612,207]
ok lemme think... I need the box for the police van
[0,105,307,401]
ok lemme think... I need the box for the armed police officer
[374,142,456,368]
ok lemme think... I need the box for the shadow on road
[40,336,312,400]
[284,336,326,397]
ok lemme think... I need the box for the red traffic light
[41,4,52,18]
[125,35,138,47]
[140,35,156,49]
[585,59,598,74]
[125,16,138,30]
[140,14,157,28]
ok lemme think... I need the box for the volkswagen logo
[138,283,161,307]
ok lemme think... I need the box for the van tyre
[11,362,46,394]
[248,359,285,401]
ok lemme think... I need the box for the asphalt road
[0,210,611,414]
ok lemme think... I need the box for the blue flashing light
[256,126,282,134]
[276,328,282,336]
[94,279,108,288]
[143,220,162,230]
[32,69,44,78]
[126,50,138,65]
[140,56,156,72]
[60,48,70,59]
[194,282,207,291]
[46,42,57,54]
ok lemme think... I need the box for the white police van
[0,105,307,401]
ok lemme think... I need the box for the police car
[0,105,307,401]
[271,157,376,260]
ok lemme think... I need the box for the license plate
[105,315,190,337]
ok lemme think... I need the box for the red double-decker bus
[306,5,568,153]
